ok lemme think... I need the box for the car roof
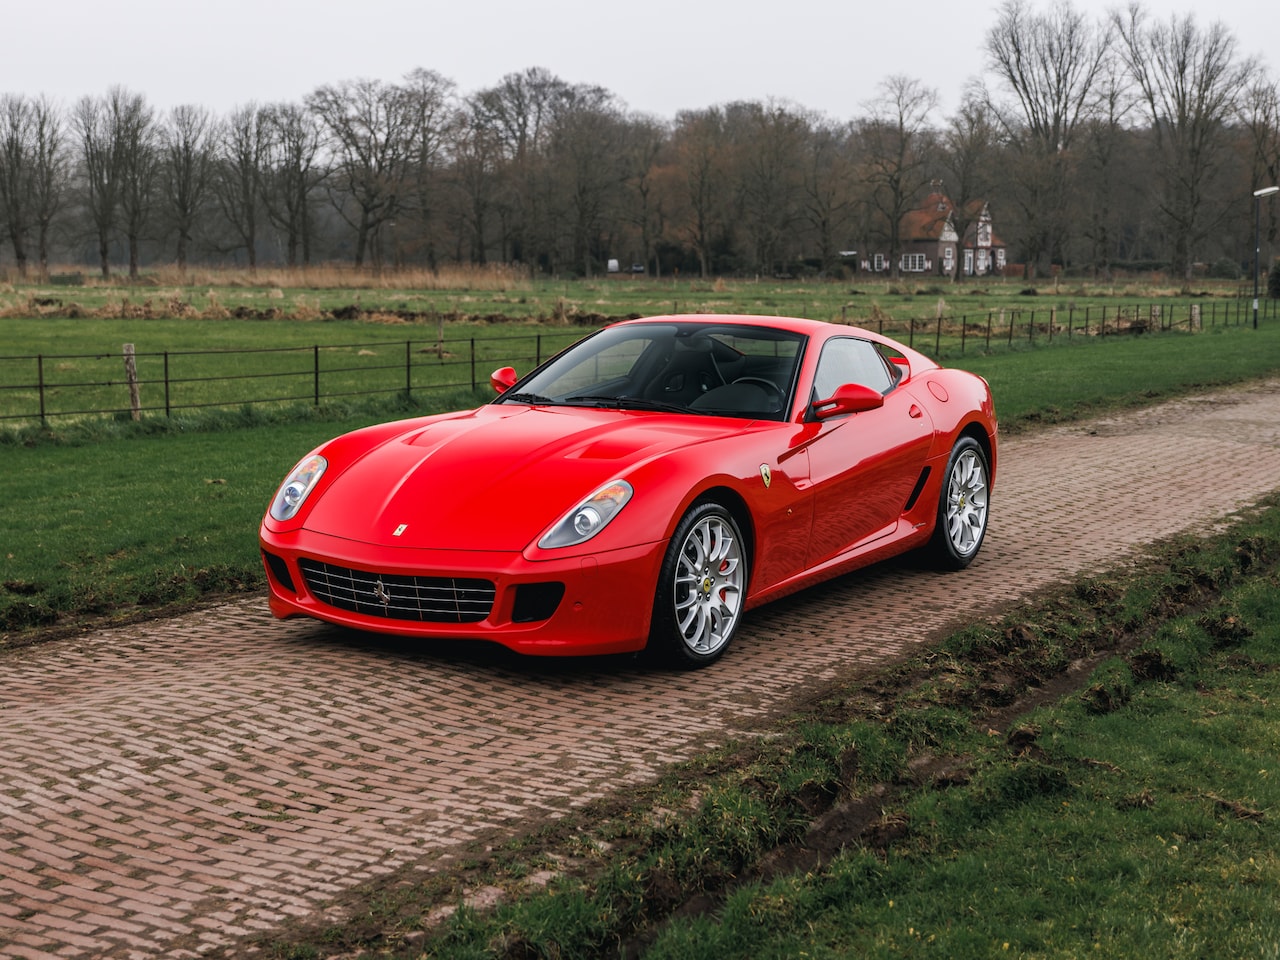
[613,313,868,339]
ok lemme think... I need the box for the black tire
[925,435,991,570]
[648,501,748,668]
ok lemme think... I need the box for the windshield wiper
[565,394,701,415]
[500,391,559,405]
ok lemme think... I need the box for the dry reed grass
[25,263,535,292]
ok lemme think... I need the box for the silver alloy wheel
[671,513,745,656]
[944,446,989,557]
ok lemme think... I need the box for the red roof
[901,191,1004,249]
[901,192,955,242]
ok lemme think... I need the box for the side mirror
[811,383,885,419]
[490,366,518,394]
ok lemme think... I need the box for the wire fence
[0,330,586,425]
[876,295,1276,355]
[1,298,1274,426]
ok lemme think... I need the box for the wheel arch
[958,420,996,489]
[686,485,756,577]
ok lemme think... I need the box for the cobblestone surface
[3,379,1279,958]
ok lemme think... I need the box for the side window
[812,338,894,400]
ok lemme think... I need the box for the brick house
[861,189,1007,279]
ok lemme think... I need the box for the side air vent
[903,467,931,513]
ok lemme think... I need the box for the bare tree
[1237,77,1280,261]
[261,102,325,266]
[449,96,504,264]
[1076,55,1137,279]
[71,93,115,278]
[728,99,807,275]
[0,94,65,277]
[474,67,570,265]
[985,0,1109,276]
[161,104,214,271]
[859,76,940,280]
[0,95,35,273]
[400,68,457,268]
[1114,3,1251,282]
[307,77,421,268]
[797,114,857,277]
[544,84,630,276]
[213,103,268,269]
[619,114,668,276]
[28,96,67,275]
[113,91,158,279]
[73,87,149,279]
[668,107,731,278]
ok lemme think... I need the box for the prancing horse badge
[759,464,772,488]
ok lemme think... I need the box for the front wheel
[649,501,748,668]
[926,436,990,569]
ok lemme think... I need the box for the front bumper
[258,528,665,656]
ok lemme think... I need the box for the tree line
[1,0,1278,284]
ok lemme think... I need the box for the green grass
[639,546,1280,959]
[956,322,1280,429]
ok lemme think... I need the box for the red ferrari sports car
[260,315,996,667]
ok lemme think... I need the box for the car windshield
[495,322,806,421]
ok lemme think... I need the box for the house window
[943,248,955,271]
[995,249,1006,270]
[900,253,926,272]
[873,253,886,272]
[976,250,988,275]
[964,249,974,275]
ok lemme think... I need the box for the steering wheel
[732,377,785,410]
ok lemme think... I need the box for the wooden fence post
[123,343,141,421]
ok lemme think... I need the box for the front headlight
[269,454,327,521]
[539,479,633,549]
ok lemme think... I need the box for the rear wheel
[649,501,748,668]
[926,436,990,569]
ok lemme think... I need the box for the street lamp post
[1254,185,1280,329]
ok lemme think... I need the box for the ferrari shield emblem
[759,464,772,488]
[393,523,408,537]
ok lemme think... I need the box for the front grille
[298,559,495,623]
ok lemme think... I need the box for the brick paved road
[3,379,1280,959]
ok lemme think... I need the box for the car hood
[303,405,731,551]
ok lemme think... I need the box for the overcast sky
[5,0,1277,123]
